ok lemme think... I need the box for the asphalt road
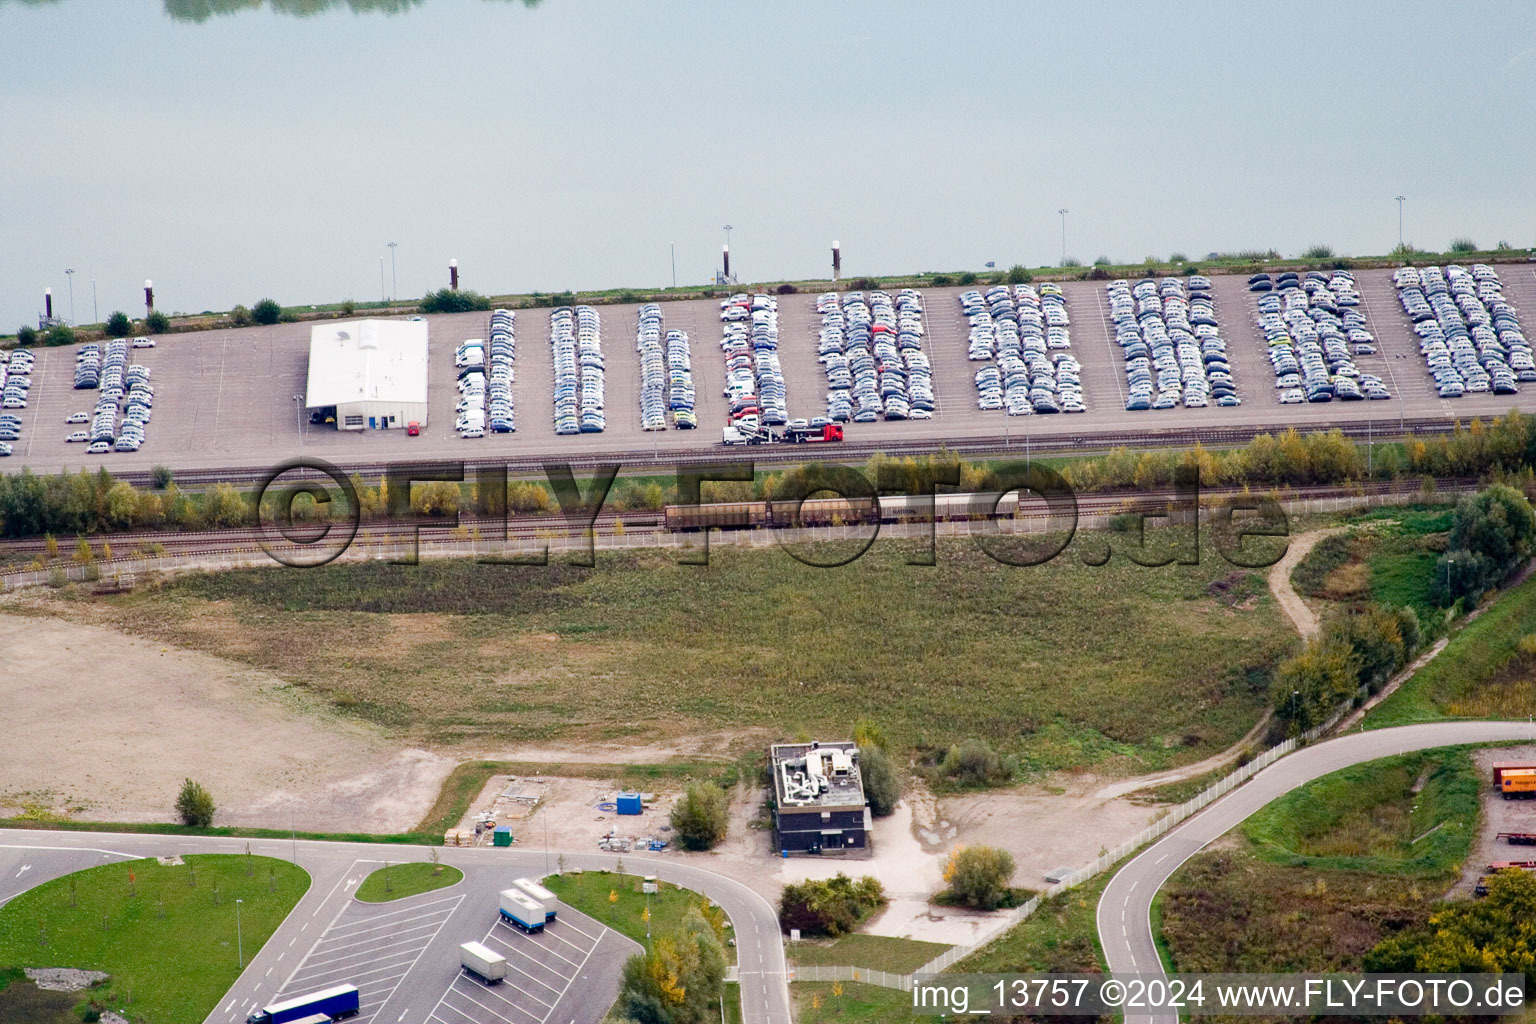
[0,829,790,1024]
[1096,721,1536,1024]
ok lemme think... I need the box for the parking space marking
[551,917,597,943]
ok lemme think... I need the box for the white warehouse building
[304,319,429,430]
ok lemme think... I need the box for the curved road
[1098,721,1536,1024]
[0,829,790,1024]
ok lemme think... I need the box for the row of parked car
[719,294,788,427]
[0,348,32,454]
[72,334,153,390]
[1109,276,1239,410]
[1254,270,1389,404]
[553,305,605,434]
[962,284,1084,415]
[814,289,934,422]
[66,342,155,453]
[454,309,517,438]
[633,305,697,430]
[1394,265,1529,398]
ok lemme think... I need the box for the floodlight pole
[387,242,398,302]
[1395,195,1406,249]
[236,899,244,967]
[1058,209,1068,266]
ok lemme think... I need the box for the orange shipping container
[1493,762,1536,785]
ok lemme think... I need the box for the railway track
[0,478,1471,569]
[97,414,1477,489]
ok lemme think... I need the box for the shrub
[506,480,553,513]
[957,272,978,285]
[150,465,174,489]
[940,845,1017,909]
[859,745,900,817]
[104,311,132,337]
[176,778,215,826]
[1061,257,1082,268]
[618,906,727,1024]
[779,874,886,936]
[1168,252,1188,263]
[251,298,282,325]
[670,782,729,850]
[419,288,491,314]
[929,274,953,287]
[1430,484,1536,606]
[15,325,37,346]
[1087,266,1111,280]
[412,481,462,517]
[775,283,798,295]
[1005,264,1032,284]
[1302,244,1335,259]
[939,738,1013,787]
[44,324,76,347]
[144,310,170,333]
[1448,237,1478,253]
[851,277,876,291]
[229,304,252,327]
[340,299,356,315]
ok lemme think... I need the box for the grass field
[543,870,734,963]
[792,980,912,1024]
[355,861,463,902]
[1161,750,1477,976]
[1367,573,1536,727]
[77,536,1296,777]
[1241,748,1478,875]
[1291,506,1452,618]
[953,872,1109,975]
[786,933,948,973]
[0,855,309,1024]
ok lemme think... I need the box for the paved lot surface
[1097,721,1536,1024]
[14,267,1536,478]
[0,832,787,1024]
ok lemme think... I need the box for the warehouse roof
[304,319,428,408]
[771,741,865,809]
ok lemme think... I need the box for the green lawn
[953,872,1109,975]
[786,933,949,973]
[355,861,463,902]
[0,855,309,1024]
[1241,748,1478,876]
[543,870,734,963]
[793,981,912,1024]
[1367,573,1536,727]
[83,537,1296,778]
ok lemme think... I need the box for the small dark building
[770,741,871,855]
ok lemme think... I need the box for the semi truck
[459,941,507,984]
[513,877,558,920]
[782,423,844,444]
[499,888,547,933]
[245,984,360,1024]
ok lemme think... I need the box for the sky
[2,0,1535,331]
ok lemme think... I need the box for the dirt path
[1092,712,1272,800]
[1269,526,1346,639]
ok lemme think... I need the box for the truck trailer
[499,889,547,933]
[459,941,507,984]
[245,984,360,1024]
[1500,768,1536,799]
[513,877,559,920]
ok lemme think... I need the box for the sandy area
[1451,745,1536,899]
[0,611,454,831]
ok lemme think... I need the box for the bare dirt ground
[1270,526,1345,640]
[0,610,454,831]
[1450,745,1536,899]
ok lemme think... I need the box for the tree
[203,482,249,527]
[617,906,727,1024]
[144,310,170,333]
[105,312,132,338]
[419,288,491,314]
[229,304,252,327]
[939,738,1012,787]
[1366,868,1536,973]
[942,844,1017,910]
[175,778,215,827]
[412,480,462,517]
[859,745,900,817]
[1005,264,1032,285]
[251,298,282,325]
[15,325,37,346]
[1433,484,1536,605]
[150,465,174,489]
[670,782,728,851]
[778,874,886,937]
[44,324,76,347]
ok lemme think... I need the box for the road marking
[14,865,29,878]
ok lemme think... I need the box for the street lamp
[64,269,76,326]
[1057,210,1069,266]
[235,898,244,968]
[1395,195,1406,250]
[293,395,304,451]
[387,242,398,302]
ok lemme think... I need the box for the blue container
[616,793,643,815]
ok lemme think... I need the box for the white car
[459,426,484,439]
[65,412,89,423]
[86,440,111,454]
[65,431,89,443]
[131,337,156,348]
[0,442,10,456]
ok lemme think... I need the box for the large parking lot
[14,266,1536,477]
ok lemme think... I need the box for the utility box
[616,793,643,815]
[493,826,513,847]
[643,876,658,894]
